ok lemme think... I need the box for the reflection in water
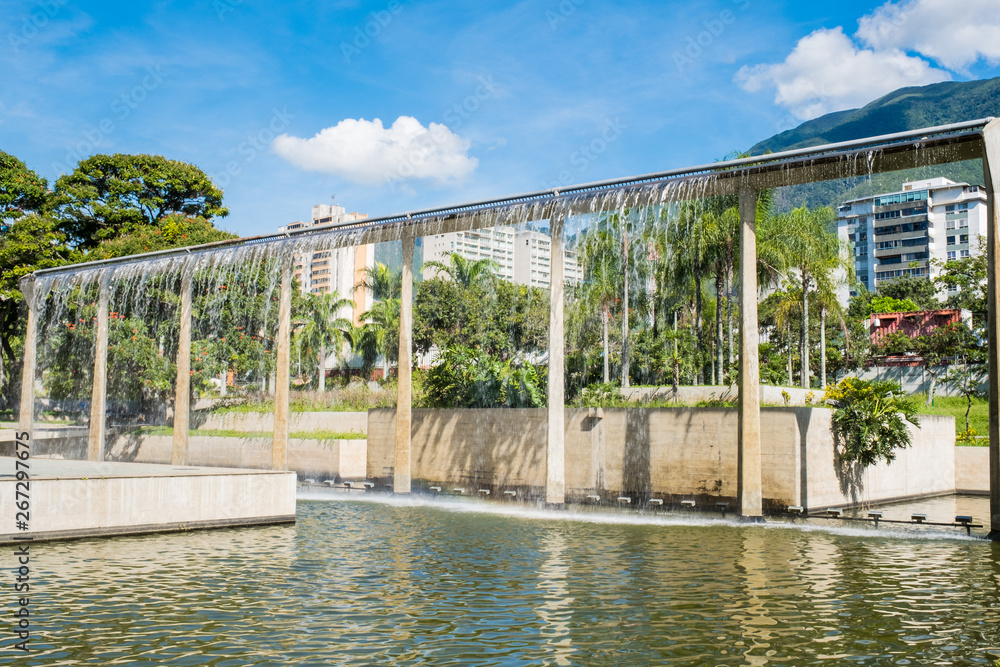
[535,532,576,666]
[20,495,1000,665]
[733,530,776,666]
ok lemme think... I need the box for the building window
[947,236,956,245]
[947,251,956,260]
[960,234,969,244]
[961,249,970,258]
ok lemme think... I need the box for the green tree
[356,262,402,301]
[83,214,236,260]
[870,295,919,314]
[779,206,849,388]
[0,214,70,403]
[423,252,498,288]
[55,154,228,249]
[424,345,543,408]
[294,291,353,392]
[1,151,50,227]
[824,377,920,467]
[935,236,987,326]
[876,274,939,310]
[578,224,623,384]
[941,363,987,441]
[359,298,400,379]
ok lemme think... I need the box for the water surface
[13,495,1000,665]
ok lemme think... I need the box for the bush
[423,346,544,409]
[824,378,920,467]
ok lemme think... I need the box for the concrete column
[17,277,38,442]
[546,209,566,506]
[737,188,763,519]
[88,279,110,462]
[394,232,415,494]
[172,273,193,466]
[272,260,292,471]
[982,119,1000,541]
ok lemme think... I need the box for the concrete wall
[858,364,985,397]
[108,434,367,481]
[0,460,295,541]
[369,407,956,509]
[956,446,990,493]
[191,411,367,434]
[799,411,955,508]
[622,385,818,406]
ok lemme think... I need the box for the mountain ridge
[747,78,1000,211]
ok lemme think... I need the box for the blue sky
[2,0,999,237]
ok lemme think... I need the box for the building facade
[837,177,987,297]
[278,203,372,325]
[422,226,583,287]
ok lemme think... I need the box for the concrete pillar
[547,209,566,506]
[737,188,763,519]
[272,260,292,471]
[17,277,38,442]
[88,279,110,462]
[394,232,415,494]
[982,119,1000,541]
[172,273,192,466]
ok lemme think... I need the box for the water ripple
[12,496,1000,666]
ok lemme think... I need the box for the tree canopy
[54,153,228,248]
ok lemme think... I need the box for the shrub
[423,346,544,409]
[824,378,920,467]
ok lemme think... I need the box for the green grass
[134,426,365,440]
[916,394,988,445]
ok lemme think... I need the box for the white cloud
[857,0,1000,71]
[272,116,478,186]
[735,27,949,120]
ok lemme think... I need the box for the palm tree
[359,298,401,380]
[778,206,845,389]
[578,224,623,384]
[356,262,402,301]
[293,291,352,392]
[423,252,498,288]
[667,201,710,384]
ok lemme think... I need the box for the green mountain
[747,78,1000,211]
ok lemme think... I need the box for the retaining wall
[368,407,956,509]
[108,434,367,481]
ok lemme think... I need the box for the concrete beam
[982,118,1000,541]
[394,232,415,493]
[737,188,762,519]
[18,278,38,443]
[547,209,566,506]
[172,273,193,466]
[87,280,110,462]
[272,260,292,471]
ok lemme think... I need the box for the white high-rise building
[278,203,372,325]
[837,177,987,298]
[422,226,583,288]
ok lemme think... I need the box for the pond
[18,494,1000,665]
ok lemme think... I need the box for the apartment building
[837,177,987,297]
[278,203,372,324]
[422,226,583,287]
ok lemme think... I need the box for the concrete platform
[0,457,296,544]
